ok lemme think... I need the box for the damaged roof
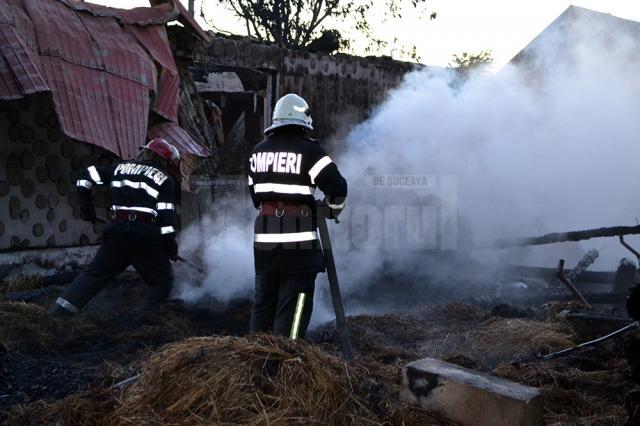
[0,0,211,160]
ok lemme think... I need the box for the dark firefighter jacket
[75,161,178,239]
[248,130,347,273]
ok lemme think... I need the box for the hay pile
[11,335,382,425]
[0,275,44,294]
[414,304,575,365]
[9,388,118,426]
[116,335,377,424]
[0,302,98,354]
[0,302,51,345]
[456,317,575,365]
[418,302,487,323]
[0,300,202,358]
[338,304,575,368]
[495,358,627,425]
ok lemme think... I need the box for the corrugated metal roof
[24,0,97,69]
[149,121,210,157]
[0,0,210,160]
[0,0,49,100]
[126,23,178,120]
[41,56,151,159]
[3,0,38,52]
[80,10,155,87]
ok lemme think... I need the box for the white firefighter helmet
[264,93,313,134]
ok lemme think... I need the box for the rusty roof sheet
[0,0,48,100]
[126,23,178,120]
[41,56,151,160]
[0,0,210,159]
[80,10,155,87]
[148,121,210,157]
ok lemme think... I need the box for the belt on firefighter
[111,210,156,224]
[258,202,311,218]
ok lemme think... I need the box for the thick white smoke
[332,9,640,281]
[177,9,640,319]
[175,195,255,303]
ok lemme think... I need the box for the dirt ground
[0,272,635,425]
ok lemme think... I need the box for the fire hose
[175,255,206,276]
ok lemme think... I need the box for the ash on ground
[0,272,636,425]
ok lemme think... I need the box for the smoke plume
[177,8,640,319]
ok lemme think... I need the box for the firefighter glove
[329,206,343,220]
[162,236,179,261]
[320,197,344,220]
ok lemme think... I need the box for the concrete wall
[0,95,114,251]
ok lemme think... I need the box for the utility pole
[188,0,195,16]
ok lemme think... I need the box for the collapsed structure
[0,0,413,258]
[0,0,212,252]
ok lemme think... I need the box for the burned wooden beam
[556,259,591,307]
[479,225,640,249]
[503,265,615,285]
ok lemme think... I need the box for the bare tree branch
[299,0,324,46]
[214,0,434,58]
[291,0,303,46]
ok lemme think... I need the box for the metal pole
[176,255,207,276]
[317,209,354,361]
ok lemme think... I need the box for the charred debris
[1,222,640,424]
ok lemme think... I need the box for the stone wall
[171,30,417,144]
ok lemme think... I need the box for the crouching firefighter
[48,138,181,318]
[248,93,347,339]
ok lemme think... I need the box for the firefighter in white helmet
[248,93,348,339]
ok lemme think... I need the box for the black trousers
[57,234,173,313]
[250,272,316,339]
